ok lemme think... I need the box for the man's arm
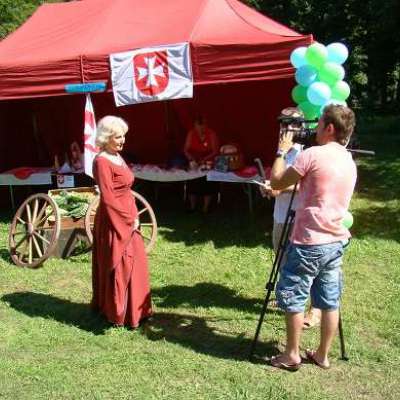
[270,164,301,190]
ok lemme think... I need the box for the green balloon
[331,80,350,101]
[292,85,308,104]
[299,101,320,120]
[342,211,354,229]
[308,122,318,129]
[305,43,328,69]
[318,62,345,86]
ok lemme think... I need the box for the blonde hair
[95,116,129,149]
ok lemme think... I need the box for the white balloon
[290,47,307,68]
[327,43,349,65]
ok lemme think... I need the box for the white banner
[83,94,99,177]
[110,42,193,106]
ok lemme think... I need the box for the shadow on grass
[356,157,400,202]
[0,245,90,266]
[143,311,280,362]
[136,179,274,249]
[0,248,12,263]
[160,214,272,249]
[0,210,12,224]
[352,156,400,243]
[2,292,280,362]
[354,116,400,202]
[155,204,273,249]
[2,291,110,335]
[352,204,400,243]
[152,282,283,316]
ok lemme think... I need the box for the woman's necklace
[198,129,208,147]
[102,151,124,166]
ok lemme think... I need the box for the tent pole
[31,112,47,165]
[164,101,174,159]
[164,101,169,135]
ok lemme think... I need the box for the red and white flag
[110,42,193,106]
[83,94,99,177]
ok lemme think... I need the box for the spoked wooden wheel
[133,191,158,253]
[8,193,60,268]
[85,190,157,253]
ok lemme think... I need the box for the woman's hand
[133,218,140,231]
[278,131,294,155]
[261,181,280,198]
[189,160,198,170]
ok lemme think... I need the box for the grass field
[0,116,399,399]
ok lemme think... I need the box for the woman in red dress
[91,116,152,328]
[183,116,219,213]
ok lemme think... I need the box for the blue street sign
[65,82,106,93]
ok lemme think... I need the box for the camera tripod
[248,184,349,362]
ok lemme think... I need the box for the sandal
[305,349,330,369]
[270,354,301,372]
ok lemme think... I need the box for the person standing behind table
[267,146,302,252]
[262,141,299,310]
[183,115,219,214]
[269,105,357,371]
[91,116,152,328]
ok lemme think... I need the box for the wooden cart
[8,187,157,268]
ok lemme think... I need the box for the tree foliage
[246,0,400,111]
[0,1,60,39]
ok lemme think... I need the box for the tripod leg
[249,216,295,361]
[249,288,273,360]
[338,310,349,361]
[249,188,297,361]
[249,228,290,360]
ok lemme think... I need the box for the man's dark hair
[322,105,356,145]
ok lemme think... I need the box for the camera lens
[292,128,317,147]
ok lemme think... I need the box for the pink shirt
[291,142,357,245]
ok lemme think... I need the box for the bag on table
[215,144,245,172]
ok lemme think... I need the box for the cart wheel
[85,190,157,253]
[133,191,158,253]
[8,193,60,268]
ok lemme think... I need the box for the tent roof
[0,0,312,100]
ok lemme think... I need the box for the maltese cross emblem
[134,51,169,96]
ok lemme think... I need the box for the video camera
[277,115,317,148]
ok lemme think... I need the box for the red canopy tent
[0,0,312,172]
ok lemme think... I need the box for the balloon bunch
[290,42,350,121]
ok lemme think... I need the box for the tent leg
[245,183,253,213]
[9,185,15,211]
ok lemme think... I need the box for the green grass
[0,116,399,399]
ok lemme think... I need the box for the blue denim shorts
[276,242,345,313]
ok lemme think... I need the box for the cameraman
[269,104,357,371]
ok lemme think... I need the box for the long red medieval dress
[91,155,152,328]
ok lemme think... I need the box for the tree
[0,0,60,39]
[245,0,400,111]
